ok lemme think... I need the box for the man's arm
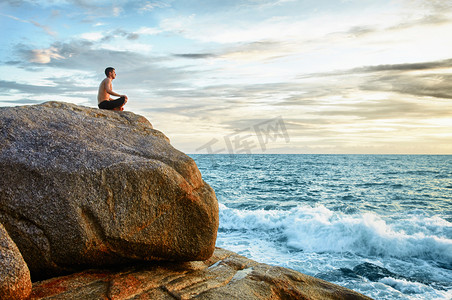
[104,79,121,98]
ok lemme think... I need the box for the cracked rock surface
[0,102,219,280]
[31,248,373,300]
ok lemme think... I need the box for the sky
[1,0,451,154]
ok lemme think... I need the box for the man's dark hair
[105,67,115,77]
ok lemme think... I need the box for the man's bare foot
[112,105,125,111]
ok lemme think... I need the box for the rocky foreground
[0,102,372,299]
[30,247,371,300]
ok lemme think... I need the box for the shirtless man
[97,67,128,111]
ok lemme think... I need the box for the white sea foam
[218,203,452,265]
[379,277,431,294]
[379,277,452,299]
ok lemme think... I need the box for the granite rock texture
[31,247,373,300]
[0,222,32,300]
[0,101,219,279]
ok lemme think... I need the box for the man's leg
[98,97,126,110]
[111,97,126,110]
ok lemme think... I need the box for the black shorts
[98,97,126,110]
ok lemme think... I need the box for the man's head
[105,67,116,78]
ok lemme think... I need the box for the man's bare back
[97,78,113,103]
[97,67,128,111]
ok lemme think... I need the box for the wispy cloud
[0,79,61,94]
[302,59,452,79]
[139,0,171,12]
[173,53,217,59]
[300,58,452,101]
[353,59,452,73]
[0,13,57,36]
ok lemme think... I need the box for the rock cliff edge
[0,101,219,279]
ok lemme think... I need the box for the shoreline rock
[31,247,373,300]
[0,102,219,279]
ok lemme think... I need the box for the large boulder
[0,101,219,279]
[0,222,32,300]
[30,248,373,300]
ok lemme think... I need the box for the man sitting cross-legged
[97,67,128,111]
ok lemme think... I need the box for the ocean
[189,154,452,300]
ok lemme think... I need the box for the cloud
[401,0,452,14]
[111,29,139,40]
[218,40,292,61]
[389,0,452,31]
[78,28,142,46]
[173,53,217,59]
[0,76,95,108]
[172,40,290,63]
[139,1,171,12]
[389,13,452,31]
[136,27,162,35]
[0,79,60,94]
[354,59,452,73]
[29,20,57,36]
[297,58,452,100]
[0,98,44,105]
[346,25,376,38]
[336,59,452,100]
[13,39,143,70]
[361,73,452,100]
[0,13,57,36]
[2,0,26,6]
[313,99,452,120]
[296,59,452,80]
[113,6,123,17]
[28,47,65,64]
[79,32,104,41]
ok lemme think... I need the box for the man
[97,67,128,110]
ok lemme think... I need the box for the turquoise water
[190,154,452,300]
